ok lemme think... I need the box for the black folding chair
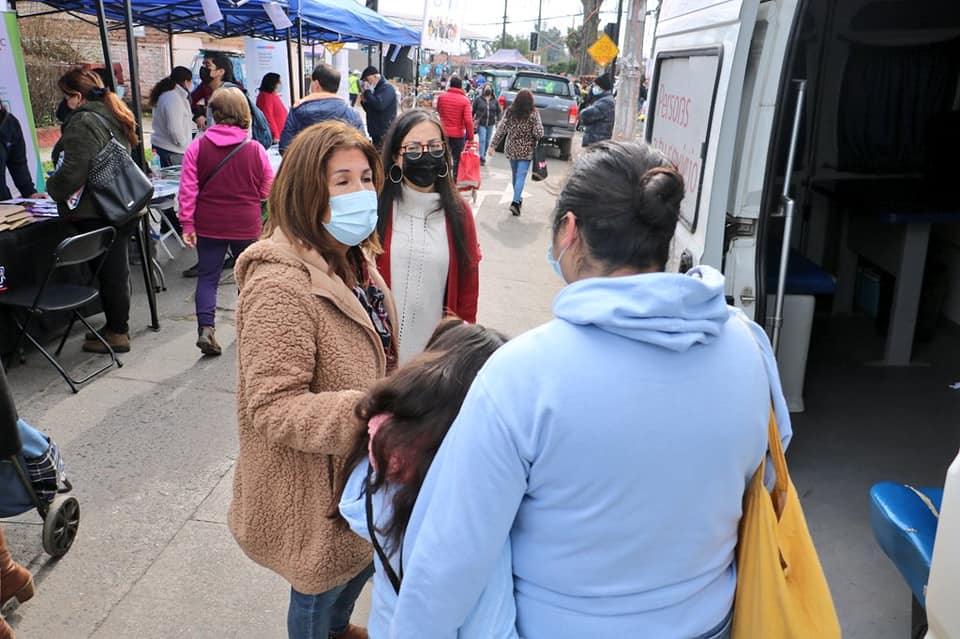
[0,227,122,393]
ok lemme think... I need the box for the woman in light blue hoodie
[336,319,515,638]
[389,141,793,639]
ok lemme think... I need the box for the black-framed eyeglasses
[402,141,445,160]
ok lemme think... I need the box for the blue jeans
[152,146,183,167]
[477,125,495,159]
[509,159,531,204]
[692,609,732,639]
[287,563,373,639]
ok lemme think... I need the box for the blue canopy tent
[287,0,419,93]
[24,0,417,43]
[292,0,419,46]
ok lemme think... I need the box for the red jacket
[436,88,475,140]
[256,90,288,141]
[376,199,481,322]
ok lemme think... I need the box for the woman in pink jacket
[179,87,274,356]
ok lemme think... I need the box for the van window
[647,50,721,230]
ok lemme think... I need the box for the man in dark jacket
[359,66,397,148]
[0,105,40,201]
[279,63,365,154]
[580,73,615,147]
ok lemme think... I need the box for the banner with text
[0,11,44,196]
[244,37,291,106]
[649,54,720,229]
[420,0,466,53]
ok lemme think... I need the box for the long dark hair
[258,72,281,94]
[554,141,685,271]
[58,68,138,146]
[333,318,508,551]
[507,88,535,121]
[378,109,470,268]
[148,66,192,106]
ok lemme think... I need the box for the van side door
[646,0,761,273]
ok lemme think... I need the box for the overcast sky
[379,0,622,42]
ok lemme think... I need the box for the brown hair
[209,87,251,129]
[507,88,535,121]
[267,121,384,284]
[58,68,138,146]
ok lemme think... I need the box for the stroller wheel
[42,495,80,558]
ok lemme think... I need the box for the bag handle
[365,463,403,594]
[736,313,791,516]
[199,138,251,192]
[766,410,790,517]
[86,111,119,141]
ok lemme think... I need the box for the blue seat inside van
[767,248,837,296]
[870,482,942,606]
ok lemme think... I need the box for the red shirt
[436,88,475,141]
[256,90,288,141]
[376,198,481,322]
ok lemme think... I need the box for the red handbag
[457,141,481,191]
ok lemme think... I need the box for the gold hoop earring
[389,164,403,184]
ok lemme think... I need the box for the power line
[471,9,618,27]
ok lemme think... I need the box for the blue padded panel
[767,249,837,296]
[870,482,943,606]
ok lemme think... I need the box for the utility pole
[535,0,542,64]
[610,0,625,77]
[612,0,647,141]
[502,0,508,49]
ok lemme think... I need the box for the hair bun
[639,166,685,203]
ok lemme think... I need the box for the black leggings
[71,218,140,335]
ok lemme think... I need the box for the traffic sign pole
[612,0,647,141]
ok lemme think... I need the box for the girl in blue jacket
[336,319,514,638]
[389,141,792,639]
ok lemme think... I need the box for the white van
[646,0,960,411]
[645,1,960,634]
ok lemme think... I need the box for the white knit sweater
[391,185,450,363]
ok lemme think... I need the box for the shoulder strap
[736,312,790,513]
[199,138,251,192]
[365,463,403,594]
[86,110,118,140]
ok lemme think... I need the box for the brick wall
[16,3,171,106]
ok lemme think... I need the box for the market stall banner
[0,11,44,196]
[244,37,291,106]
[420,0,466,53]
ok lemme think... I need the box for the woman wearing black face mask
[376,109,481,363]
[472,84,501,165]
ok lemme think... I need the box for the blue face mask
[591,85,602,96]
[323,190,379,247]
[546,243,569,282]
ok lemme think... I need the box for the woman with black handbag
[47,68,141,355]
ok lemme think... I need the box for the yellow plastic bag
[731,412,842,639]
